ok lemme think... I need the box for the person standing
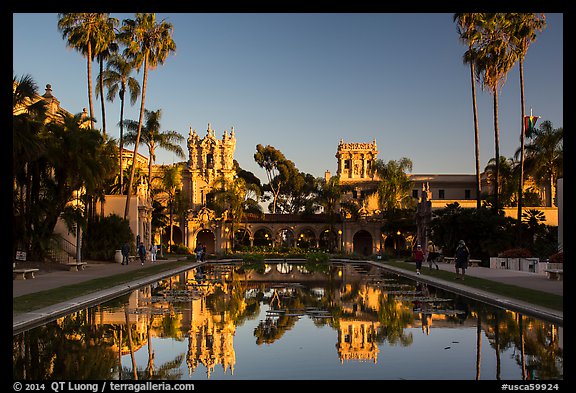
[150,244,158,262]
[454,240,470,280]
[413,244,424,275]
[427,241,440,270]
[138,241,147,266]
[121,242,130,265]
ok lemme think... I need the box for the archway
[197,229,215,254]
[383,233,407,255]
[296,228,316,249]
[353,230,373,256]
[319,229,337,252]
[277,228,295,248]
[253,228,273,247]
[234,228,251,249]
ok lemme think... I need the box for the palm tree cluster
[453,13,549,215]
[13,13,180,261]
[57,13,177,221]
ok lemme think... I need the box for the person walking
[194,243,202,262]
[413,244,424,275]
[150,244,158,262]
[201,244,207,262]
[427,241,440,270]
[121,241,130,265]
[454,239,470,280]
[138,241,147,266]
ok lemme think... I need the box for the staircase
[46,236,77,264]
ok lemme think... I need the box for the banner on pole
[524,115,539,136]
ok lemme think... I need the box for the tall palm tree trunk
[87,43,95,130]
[517,60,526,227]
[124,54,148,220]
[470,60,482,209]
[492,88,500,212]
[119,90,125,193]
[99,58,107,136]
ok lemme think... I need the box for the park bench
[545,269,563,281]
[13,268,40,280]
[64,262,87,272]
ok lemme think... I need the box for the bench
[545,269,563,281]
[64,262,87,272]
[13,268,40,280]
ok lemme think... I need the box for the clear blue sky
[13,13,563,183]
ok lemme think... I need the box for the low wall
[490,257,562,275]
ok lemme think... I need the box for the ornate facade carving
[336,138,378,183]
[183,123,237,212]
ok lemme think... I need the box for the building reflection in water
[13,262,563,380]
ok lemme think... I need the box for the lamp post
[337,229,343,253]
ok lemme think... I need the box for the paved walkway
[13,258,563,334]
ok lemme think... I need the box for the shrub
[83,214,134,261]
[305,251,329,264]
[549,251,563,264]
[498,248,533,258]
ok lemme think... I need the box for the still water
[13,261,563,380]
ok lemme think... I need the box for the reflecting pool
[13,261,563,380]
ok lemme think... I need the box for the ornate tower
[335,139,380,215]
[335,139,379,183]
[183,123,236,211]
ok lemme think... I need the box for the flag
[524,115,539,136]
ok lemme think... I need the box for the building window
[465,189,471,200]
[344,159,350,170]
[352,190,358,199]
[412,189,419,199]
[439,189,445,199]
[206,153,214,168]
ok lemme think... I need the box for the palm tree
[99,53,141,194]
[508,13,546,222]
[57,13,115,130]
[373,157,416,215]
[92,14,119,137]
[118,13,176,220]
[122,108,185,182]
[13,74,48,258]
[473,13,519,212]
[211,175,262,251]
[484,155,518,207]
[454,13,483,209]
[156,163,183,252]
[519,120,563,207]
